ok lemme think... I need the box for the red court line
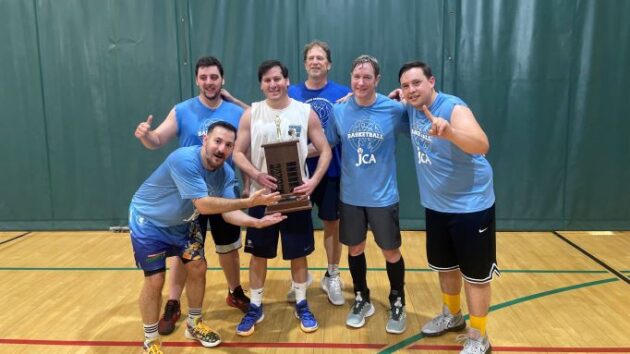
[0,338,383,349]
[1,339,628,352]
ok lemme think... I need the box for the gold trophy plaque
[261,115,312,215]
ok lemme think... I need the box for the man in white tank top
[233,60,332,336]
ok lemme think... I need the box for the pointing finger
[422,105,435,123]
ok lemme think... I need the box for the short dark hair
[398,61,433,82]
[303,40,332,63]
[207,121,237,139]
[195,56,224,77]
[258,60,289,82]
[351,55,380,77]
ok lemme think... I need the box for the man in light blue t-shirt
[398,61,498,354]
[134,56,251,335]
[326,55,408,334]
[130,122,284,352]
[288,40,351,306]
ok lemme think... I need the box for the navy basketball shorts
[339,202,402,250]
[129,206,205,274]
[198,214,242,254]
[310,176,340,221]
[244,206,314,260]
[425,204,500,284]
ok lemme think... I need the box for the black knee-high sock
[348,253,369,299]
[386,256,405,305]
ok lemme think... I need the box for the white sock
[187,307,202,327]
[143,321,159,343]
[328,264,340,277]
[293,281,307,303]
[250,287,264,306]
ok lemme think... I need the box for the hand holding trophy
[261,114,313,215]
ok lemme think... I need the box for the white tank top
[250,98,311,194]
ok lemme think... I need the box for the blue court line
[378,277,620,353]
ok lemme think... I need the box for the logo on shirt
[197,118,219,138]
[411,119,432,165]
[347,118,384,167]
[306,97,333,129]
[288,125,303,138]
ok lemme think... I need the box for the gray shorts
[339,202,401,250]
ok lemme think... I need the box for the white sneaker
[421,305,466,336]
[457,328,491,354]
[287,272,313,303]
[321,273,345,305]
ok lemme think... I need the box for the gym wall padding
[1,0,628,230]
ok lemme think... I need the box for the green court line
[378,277,619,353]
[0,266,612,274]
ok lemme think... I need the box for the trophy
[261,114,312,215]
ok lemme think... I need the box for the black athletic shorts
[425,204,500,284]
[198,214,242,254]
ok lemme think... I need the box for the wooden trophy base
[264,195,312,215]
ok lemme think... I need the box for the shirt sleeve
[166,149,208,200]
[396,102,411,137]
[326,105,341,147]
[220,166,239,199]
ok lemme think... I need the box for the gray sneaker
[346,291,375,328]
[287,272,313,303]
[321,274,345,305]
[421,305,466,336]
[457,328,491,354]
[385,297,407,334]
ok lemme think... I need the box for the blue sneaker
[294,300,318,332]
[236,303,264,336]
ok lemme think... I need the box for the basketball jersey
[328,94,407,207]
[249,99,311,195]
[406,92,495,213]
[130,146,238,227]
[174,97,243,165]
[288,80,351,177]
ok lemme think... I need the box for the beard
[203,89,220,101]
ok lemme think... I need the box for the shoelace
[145,341,163,354]
[297,304,316,321]
[352,299,367,314]
[390,306,404,321]
[432,312,452,326]
[455,333,486,352]
[329,276,342,292]
[192,321,219,339]
[241,308,261,326]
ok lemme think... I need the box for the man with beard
[287,40,351,306]
[130,122,285,353]
[134,56,251,336]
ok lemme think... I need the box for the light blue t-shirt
[407,92,495,213]
[289,80,351,178]
[130,146,238,227]
[175,97,243,165]
[327,94,407,207]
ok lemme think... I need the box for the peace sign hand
[422,105,451,138]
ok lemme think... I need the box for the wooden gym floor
[0,230,628,353]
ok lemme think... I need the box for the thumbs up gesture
[134,115,154,139]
